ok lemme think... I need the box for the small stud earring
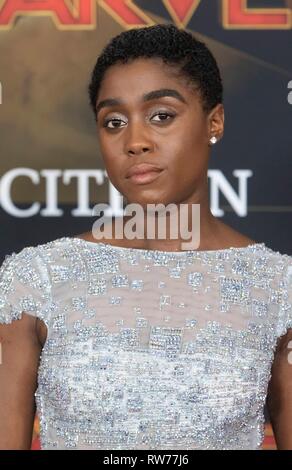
[209,136,217,145]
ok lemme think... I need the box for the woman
[0,24,291,450]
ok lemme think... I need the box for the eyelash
[102,111,176,129]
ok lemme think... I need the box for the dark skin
[0,58,291,450]
[77,58,292,449]
[73,58,292,449]
[84,57,255,252]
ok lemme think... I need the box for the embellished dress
[0,237,291,450]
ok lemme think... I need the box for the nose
[124,120,154,156]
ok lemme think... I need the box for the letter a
[0,0,95,31]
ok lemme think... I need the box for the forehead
[98,58,194,100]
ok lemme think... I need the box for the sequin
[0,237,291,450]
[131,279,144,291]
[187,271,203,289]
[220,277,250,304]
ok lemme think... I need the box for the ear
[207,104,224,145]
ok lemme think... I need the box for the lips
[125,163,163,179]
[127,171,164,185]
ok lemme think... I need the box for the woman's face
[95,57,224,207]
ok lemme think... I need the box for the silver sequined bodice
[0,237,292,450]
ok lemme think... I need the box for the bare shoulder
[214,220,257,248]
[75,219,258,250]
[74,219,125,247]
[73,231,96,243]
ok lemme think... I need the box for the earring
[209,136,217,145]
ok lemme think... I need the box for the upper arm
[0,246,51,449]
[0,313,42,450]
[267,328,292,450]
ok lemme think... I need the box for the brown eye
[103,118,127,129]
[151,112,175,123]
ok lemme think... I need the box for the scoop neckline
[71,237,266,255]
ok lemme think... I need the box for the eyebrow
[95,88,187,117]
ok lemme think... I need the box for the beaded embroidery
[0,237,292,449]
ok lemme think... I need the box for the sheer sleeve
[0,246,51,326]
[276,261,292,339]
[266,261,292,450]
[285,263,292,329]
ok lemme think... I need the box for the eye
[103,118,127,129]
[151,111,175,123]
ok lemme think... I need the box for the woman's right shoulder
[0,236,80,271]
[0,236,83,326]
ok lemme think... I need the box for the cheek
[172,118,208,151]
[186,117,208,143]
[99,133,114,157]
[169,126,207,164]
[167,126,209,179]
[99,135,122,170]
[101,153,129,194]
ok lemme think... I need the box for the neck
[118,186,223,251]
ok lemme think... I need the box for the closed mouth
[126,169,165,185]
[126,164,164,179]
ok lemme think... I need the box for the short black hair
[88,23,223,120]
